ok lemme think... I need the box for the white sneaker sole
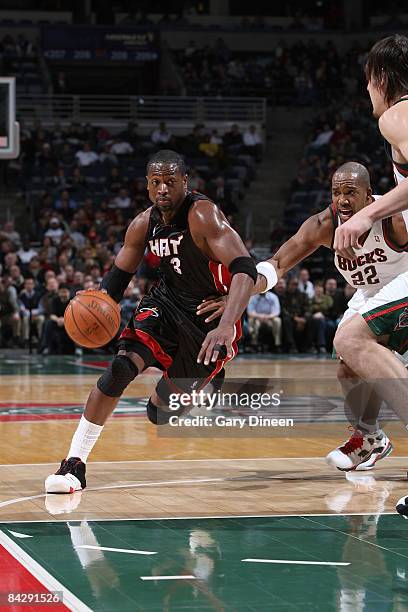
[326,440,393,472]
[45,473,82,494]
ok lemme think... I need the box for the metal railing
[16,94,266,124]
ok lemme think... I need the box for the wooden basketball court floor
[1,353,408,611]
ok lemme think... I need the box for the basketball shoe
[326,428,392,471]
[45,457,86,493]
[396,495,408,518]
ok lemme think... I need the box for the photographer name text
[168,415,294,428]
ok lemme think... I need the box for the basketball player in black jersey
[45,150,257,493]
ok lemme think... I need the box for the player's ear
[366,186,373,201]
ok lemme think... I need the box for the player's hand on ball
[197,323,235,365]
[196,295,227,323]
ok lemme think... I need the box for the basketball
[64,290,121,349]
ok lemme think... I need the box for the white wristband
[256,261,278,292]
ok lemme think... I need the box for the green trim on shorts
[362,296,408,354]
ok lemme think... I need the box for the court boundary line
[0,511,397,524]
[1,456,407,467]
[140,575,197,581]
[0,530,93,611]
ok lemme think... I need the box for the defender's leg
[326,360,392,471]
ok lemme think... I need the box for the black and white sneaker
[45,457,86,493]
[326,428,392,471]
[396,495,408,519]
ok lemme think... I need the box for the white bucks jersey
[333,197,408,300]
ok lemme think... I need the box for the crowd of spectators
[0,103,373,356]
[0,118,262,353]
[0,207,354,354]
[0,33,392,356]
[0,215,157,354]
[277,93,394,281]
[244,269,356,354]
[175,37,369,102]
[13,119,260,227]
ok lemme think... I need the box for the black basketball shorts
[117,288,241,403]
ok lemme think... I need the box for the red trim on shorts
[162,319,242,401]
[200,319,242,389]
[208,261,231,294]
[364,300,408,321]
[119,328,173,369]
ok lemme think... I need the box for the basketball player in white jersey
[198,162,408,471]
[327,34,408,516]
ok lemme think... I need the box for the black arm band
[100,265,134,303]
[228,256,257,284]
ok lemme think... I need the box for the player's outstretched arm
[197,208,333,322]
[257,209,333,292]
[100,209,151,303]
[191,201,256,365]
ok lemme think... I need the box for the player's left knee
[97,353,139,397]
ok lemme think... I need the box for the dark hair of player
[365,34,408,106]
[146,149,187,175]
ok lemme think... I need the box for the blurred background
[0,0,403,356]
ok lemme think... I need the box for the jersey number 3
[170,257,182,275]
[350,265,379,286]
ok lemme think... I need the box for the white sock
[67,416,104,463]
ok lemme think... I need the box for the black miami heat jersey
[119,190,242,394]
[146,191,231,312]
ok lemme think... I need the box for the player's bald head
[331,161,373,219]
[332,162,371,188]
